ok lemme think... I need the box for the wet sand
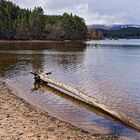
[0,81,134,140]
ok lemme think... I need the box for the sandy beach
[0,81,134,140]
[0,81,100,140]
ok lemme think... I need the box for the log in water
[31,72,140,133]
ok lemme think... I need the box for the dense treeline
[0,0,87,40]
[100,27,140,39]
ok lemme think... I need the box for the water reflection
[30,53,45,72]
[0,42,86,77]
[0,41,140,139]
[0,41,86,51]
[33,81,140,135]
[0,53,31,78]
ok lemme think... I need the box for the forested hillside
[0,0,87,40]
[101,27,140,39]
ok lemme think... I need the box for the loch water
[0,39,140,139]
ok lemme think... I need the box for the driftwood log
[31,71,140,133]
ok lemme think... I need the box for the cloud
[11,0,47,9]
[10,0,140,25]
[45,0,84,9]
[74,3,88,14]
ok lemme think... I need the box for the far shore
[0,40,85,43]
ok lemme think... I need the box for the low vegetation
[87,29,104,40]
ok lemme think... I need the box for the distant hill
[88,24,140,39]
[101,27,140,38]
[88,24,140,30]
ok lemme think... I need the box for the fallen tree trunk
[31,72,140,132]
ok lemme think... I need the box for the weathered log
[31,72,140,132]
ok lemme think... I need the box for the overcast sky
[10,0,140,25]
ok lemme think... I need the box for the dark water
[0,40,140,139]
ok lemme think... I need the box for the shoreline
[0,40,85,44]
[0,81,134,140]
[0,81,102,140]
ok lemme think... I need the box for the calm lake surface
[0,39,140,139]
